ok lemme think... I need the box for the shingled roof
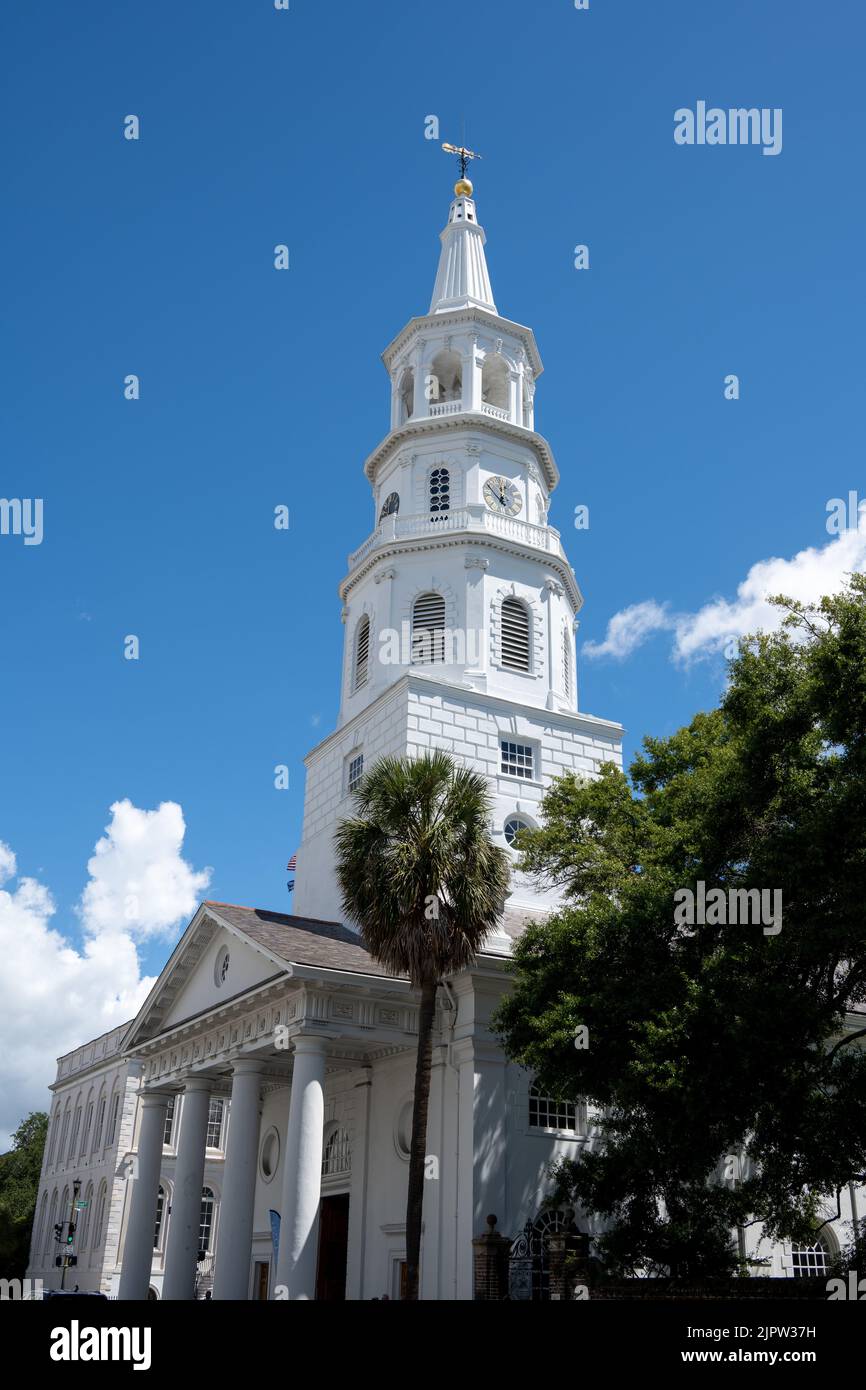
[203,902,404,979]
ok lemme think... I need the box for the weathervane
[441,141,482,195]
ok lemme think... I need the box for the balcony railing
[428,400,462,417]
[348,505,565,570]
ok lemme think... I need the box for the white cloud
[584,527,866,665]
[79,800,211,939]
[582,599,675,661]
[0,802,211,1148]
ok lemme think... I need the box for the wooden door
[315,1194,350,1301]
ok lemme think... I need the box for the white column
[162,1078,211,1300]
[273,1035,327,1299]
[212,1060,262,1301]
[413,341,428,418]
[345,1067,372,1300]
[117,1089,170,1301]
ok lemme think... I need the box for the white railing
[480,402,510,421]
[348,506,564,569]
[428,400,463,417]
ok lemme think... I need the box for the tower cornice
[338,528,583,612]
[382,306,543,378]
[363,413,560,491]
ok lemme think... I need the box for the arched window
[68,1104,82,1162]
[504,815,532,848]
[92,1181,108,1252]
[481,353,509,412]
[562,626,572,700]
[529,1081,578,1135]
[46,1105,59,1166]
[92,1093,106,1153]
[500,596,531,672]
[199,1188,216,1255]
[58,1103,71,1164]
[399,368,414,423]
[153,1185,166,1250]
[35,1191,48,1264]
[429,349,462,405]
[429,467,450,515]
[353,615,370,692]
[45,1189,59,1261]
[80,1097,94,1157]
[106,1087,121,1148]
[412,592,446,664]
[322,1126,351,1177]
[78,1181,94,1251]
[791,1240,829,1277]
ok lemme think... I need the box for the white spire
[429,188,497,315]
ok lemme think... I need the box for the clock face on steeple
[483,476,521,516]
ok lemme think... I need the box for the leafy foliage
[495,578,866,1276]
[0,1112,48,1277]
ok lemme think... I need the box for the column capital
[178,1075,212,1094]
[139,1088,173,1107]
[292,1033,330,1058]
[226,1056,264,1078]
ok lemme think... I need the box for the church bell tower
[292,161,623,934]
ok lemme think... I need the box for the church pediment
[122,903,291,1050]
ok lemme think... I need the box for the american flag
[286,851,297,893]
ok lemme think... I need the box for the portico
[116,901,425,1302]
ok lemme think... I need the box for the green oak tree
[0,1112,48,1277]
[495,578,866,1277]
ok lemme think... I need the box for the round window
[214,946,230,988]
[504,816,531,847]
[260,1127,280,1182]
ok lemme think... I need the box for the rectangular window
[500,739,534,780]
[206,1098,224,1150]
[347,753,364,794]
[163,1096,176,1147]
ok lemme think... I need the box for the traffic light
[66,1224,75,1245]
[67,1256,78,1268]
[54,1223,63,1243]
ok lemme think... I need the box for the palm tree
[334,750,510,1300]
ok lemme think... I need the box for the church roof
[202,902,400,979]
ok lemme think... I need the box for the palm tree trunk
[404,975,438,1300]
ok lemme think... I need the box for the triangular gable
[123,903,291,1050]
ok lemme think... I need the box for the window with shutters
[412,592,446,664]
[353,615,370,692]
[562,626,572,699]
[500,596,531,671]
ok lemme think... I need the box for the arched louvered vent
[500,597,530,672]
[354,616,370,691]
[412,592,446,664]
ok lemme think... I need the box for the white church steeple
[429,180,497,316]
[291,163,624,927]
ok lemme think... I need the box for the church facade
[26,177,864,1299]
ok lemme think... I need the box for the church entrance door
[315,1194,350,1301]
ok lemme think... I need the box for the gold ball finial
[454,177,473,197]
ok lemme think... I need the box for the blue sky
[1,1,864,1126]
